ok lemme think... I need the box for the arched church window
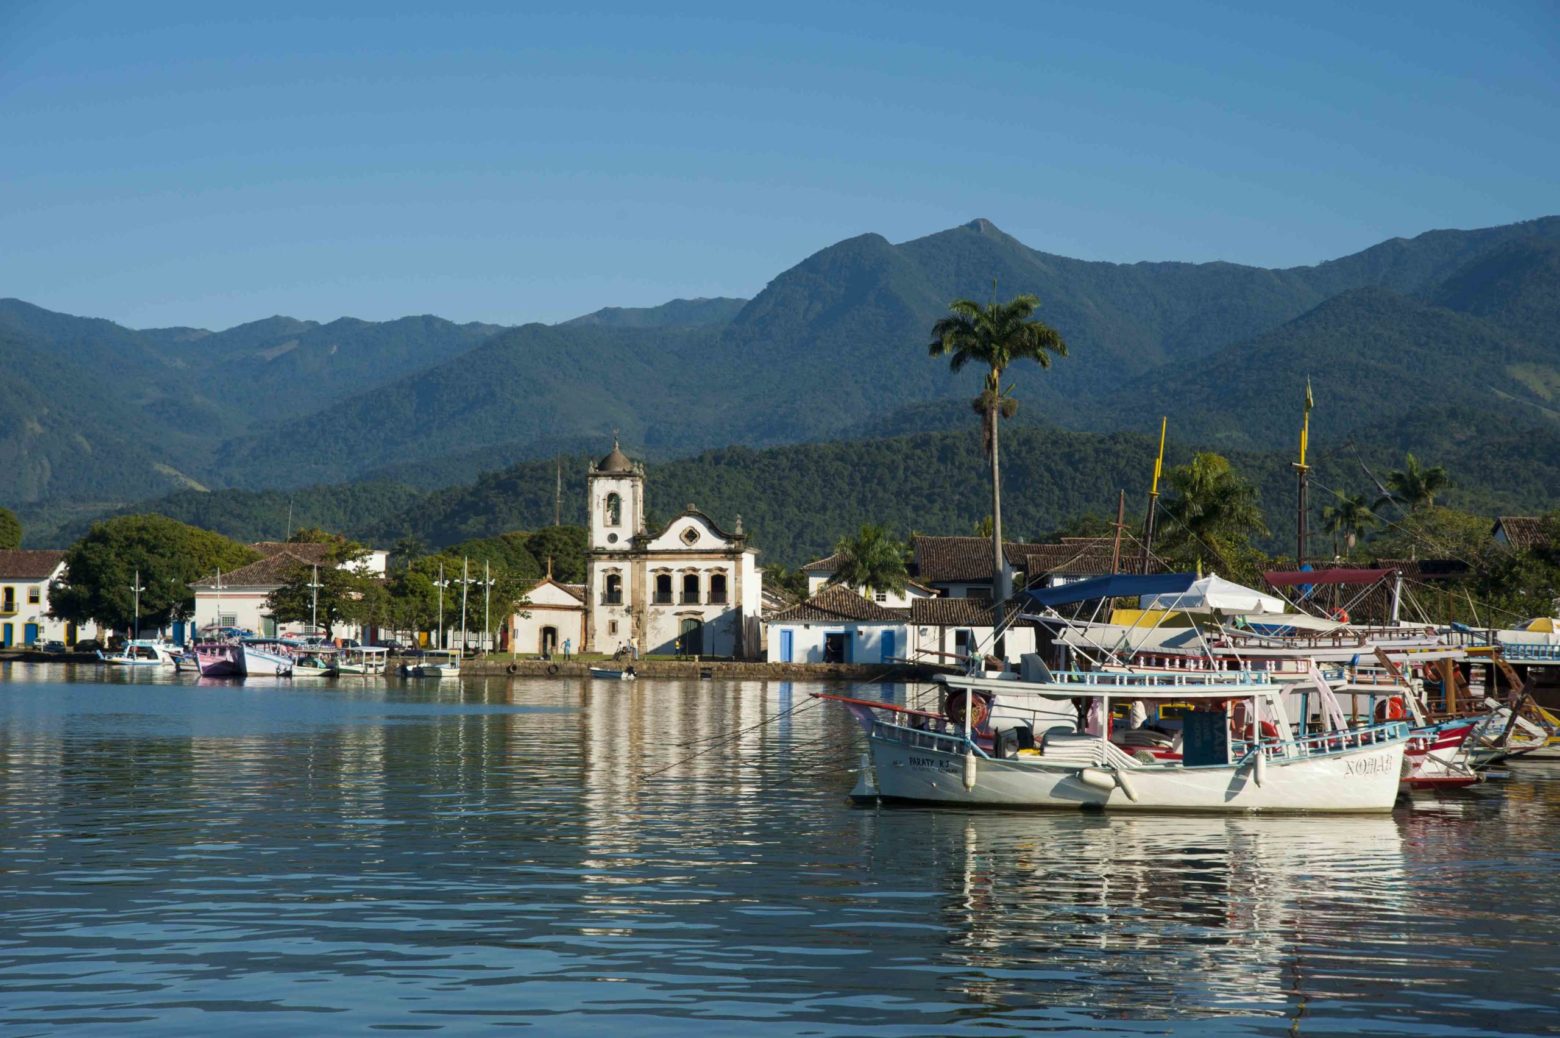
[605,573,622,605]
[709,572,728,605]
[655,573,673,605]
[606,493,622,527]
[681,573,700,604]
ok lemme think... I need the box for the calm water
[2,665,1558,1036]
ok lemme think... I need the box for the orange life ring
[1239,721,1282,742]
[944,689,992,731]
[1330,607,1351,624]
[1374,696,1406,722]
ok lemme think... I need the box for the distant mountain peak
[964,217,1003,235]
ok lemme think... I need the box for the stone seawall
[456,658,942,682]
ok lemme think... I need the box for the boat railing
[951,668,1276,692]
[1500,643,1560,662]
[1240,720,1410,761]
[873,719,986,758]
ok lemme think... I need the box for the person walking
[563,637,572,660]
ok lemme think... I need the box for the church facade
[584,442,763,658]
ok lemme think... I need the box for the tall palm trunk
[988,383,1008,658]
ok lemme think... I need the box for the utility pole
[129,569,145,641]
[1140,416,1166,574]
[437,561,445,650]
[555,458,562,527]
[483,559,492,655]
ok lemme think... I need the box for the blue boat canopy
[1024,572,1198,608]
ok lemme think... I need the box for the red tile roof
[190,550,316,589]
[1494,517,1550,551]
[0,549,66,581]
[910,535,1049,584]
[767,585,908,624]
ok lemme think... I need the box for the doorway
[678,617,702,656]
[540,626,558,657]
[778,629,793,663]
[823,631,848,664]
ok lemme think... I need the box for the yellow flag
[1304,377,1314,414]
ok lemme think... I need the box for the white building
[508,573,587,657]
[188,542,388,640]
[581,442,764,658]
[0,549,77,647]
[765,585,909,664]
[799,552,939,609]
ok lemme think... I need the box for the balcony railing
[708,592,728,605]
[653,592,673,605]
[680,592,700,604]
[603,592,623,605]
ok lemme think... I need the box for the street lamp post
[129,569,146,642]
[307,564,323,637]
[436,562,445,650]
[459,557,469,655]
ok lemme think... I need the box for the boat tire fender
[506,663,518,675]
[547,663,559,676]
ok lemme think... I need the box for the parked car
[41,640,67,654]
[74,639,102,654]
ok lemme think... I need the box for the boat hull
[239,644,295,677]
[867,732,1405,813]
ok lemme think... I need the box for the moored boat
[401,649,461,678]
[588,665,636,680]
[97,640,179,667]
[334,646,389,675]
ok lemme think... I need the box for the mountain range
[4,215,1558,547]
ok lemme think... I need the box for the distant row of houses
[0,455,1553,654]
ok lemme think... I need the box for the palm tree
[1322,492,1376,557]
[1375,453,1451,513]
[929,292,1068,608]
[1162,452,1268,575]
[827,524,909,597]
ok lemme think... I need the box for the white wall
[766,621,910,664]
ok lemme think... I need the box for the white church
[510,442,764,659]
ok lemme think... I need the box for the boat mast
[1139,416,1166,574]
[1110,489,1126,574]
[1294,380,1313,568]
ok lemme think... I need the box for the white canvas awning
[1140,574,1286,614]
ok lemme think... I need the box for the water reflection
[0,667,1557,1035]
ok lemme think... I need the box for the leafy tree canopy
[49,514,258,631]
[827,523,910,595]
[0,507,20,550]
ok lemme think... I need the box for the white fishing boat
[239,639,296,677]
[401,649,461,678]
[825,572,1410,813]
[334,646,389,675]
[291,646,337,678]
[588,665,636,680]
[97,639,179,667]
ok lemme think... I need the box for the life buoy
[1240,721,1282,742]
[546,663,559,676]
[1331,607,1351,624]
[1374,696,1406,722]
[506,663,518,675]
[944,689,992,732]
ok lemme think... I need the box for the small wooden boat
[97,640,179,667]
[334,646,389,675]
[401,649,460,679]
[194,642,243,678]
[589,665,636,680]
[291,647,337,678]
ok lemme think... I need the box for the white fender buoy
[962,750,978,791]
[1078,767,1115,793]
[1114,768,1140,803]
[1253,749,1267,788]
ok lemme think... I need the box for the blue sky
[2,1,1555,330]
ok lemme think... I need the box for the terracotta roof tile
[1494,516,1549,551]
[0,549,66,581]
[190,550,314,589]
[909,597,1033,627]
[800,551,844,573]
[767,585,908,624]
[252,541,336,564]
[910,535,1049,584]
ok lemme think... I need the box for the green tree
[761,563,809,602]
[287,526,340,544]
[0,507,21,549]
[1376,453,1451,513]
[1322,492,1376,557]
[524,525,587,583]
[827,524,910,596]
[928,291,1068,607]
[1160,453,1269,580]
[49,514,259,632]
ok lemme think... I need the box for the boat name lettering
[1344,754,1395,777]
[907,756,957,772]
